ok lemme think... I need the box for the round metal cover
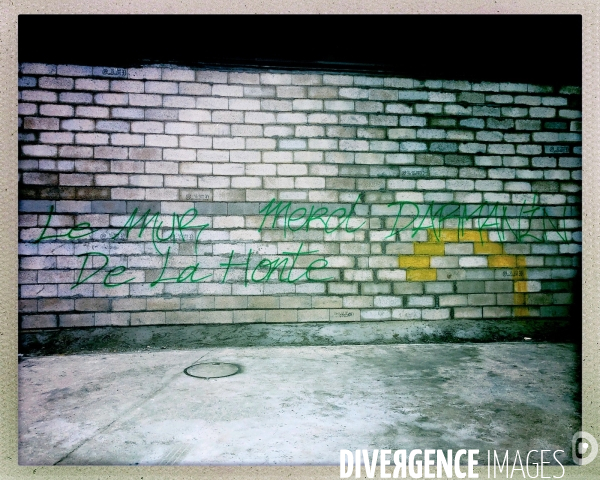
[184,362,240,379]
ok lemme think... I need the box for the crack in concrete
[52,348,215,465]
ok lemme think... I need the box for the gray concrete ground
[18,343,580,466]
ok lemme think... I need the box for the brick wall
[17,63,582,331]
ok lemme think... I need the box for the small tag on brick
[93,67,128,78]
[180,189,212,201]
[400,167,429,178]
[545,145,570,154]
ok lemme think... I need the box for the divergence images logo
[572,431,598,466]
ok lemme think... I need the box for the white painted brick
[39,132,74,144]
[21,63,56,75]
[165,122,197,135]
[213,163,245,176]
[263,151,293,163]
[377,270,407,281]
[179,136,212,149]
[229,72,260,84]
[94,93,128,105]
[131,121,164,134]
[196,71,228,83]
[229,98,260,110]
[279,139,307,150]
[163,96,195,108]
[294,151,324,163]
[197,150,229,162]
[145,134,178,147]
[110,134,144,146]
[196,97,228,109]
[308,113,338,124]
[179,163,212,175]
[293,99,323,110]
[261,73,292,85]
[459,256,488,268]
[324,100,354,111]
[40,104,74,117]
[39,76,74,90]
[110,107,141,119]
[21,145,57,157]
[246,138,276,150]
[212,84,243,97]
[422,309,451,320]
[245,112,276,124]
[213,137,245,149]
[391,309,421,320]
[276,113,307,124]
[530,107,556,118]
[228,151,260,163]
[277,86,306,98]
[198,124,230,136]
[162,68,195,82]
[231,125,263,137]
[264,126,294,137]
[163,149,196,161]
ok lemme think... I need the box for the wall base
[19,318,578,356]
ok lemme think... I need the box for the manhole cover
[183,362,240,379]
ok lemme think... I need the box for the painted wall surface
[17,63,582,330]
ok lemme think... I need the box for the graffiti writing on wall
[30,193,574,290]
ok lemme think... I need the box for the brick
[94,313,130,326]
[398,256,430,268]
[265,309,297,323]
[422,309,450,320]
[18,103,37,115]
[74,106,109,118]
[21,90,57,103]
[40,104,74,117]
[454,307,482,319]
[131,311,165,325]
[21,145,57,157]
[24,117,60,131]
[260,73,292,85]
[488,255,517,268]
[39,131,75,145]
[406,269,436,281]
[39,76,74,90]
[21,63,56,75]
[530,107,556,118]
[75,133,108,145]
[94,93,128,105]
[164,95,203,110]
[21,314,57,329]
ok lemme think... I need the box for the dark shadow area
[19,15,582,86]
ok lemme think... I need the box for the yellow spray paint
[399,229,529,316]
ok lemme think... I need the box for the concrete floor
[18,343,580,466]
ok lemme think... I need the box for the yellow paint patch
[514,281,529,293]
[428,229,459,242]
[514,307,530,317]
[473,242,504,255]
[399,256,430,268]
[512,259,528,311]
[402,228,533,318]
[407,269,437,281]
[439,229,459,242]
[414,242,445,255]
[513,293,526,305]
[488,255,517,268]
